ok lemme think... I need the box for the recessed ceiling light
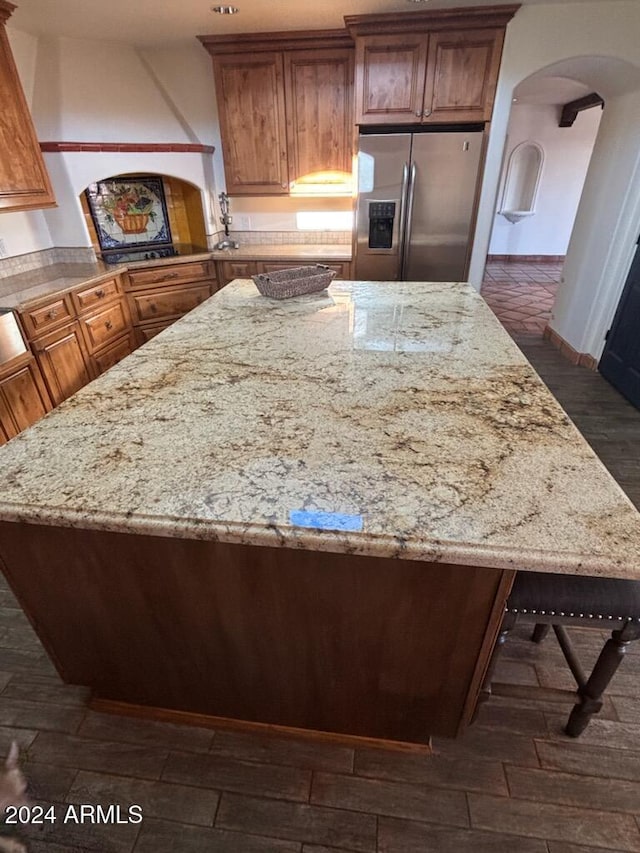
[406,0,431,3]
[211,5,239,13]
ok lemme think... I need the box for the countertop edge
[0,504,633,580]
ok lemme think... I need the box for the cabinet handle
[157,272,179,282]
[424,109,432,117]
[105,320,113,330]
[415,111,422,117]
[95,288,106,298]
[46,309,58,320]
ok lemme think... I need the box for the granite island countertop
[0,279,638,579]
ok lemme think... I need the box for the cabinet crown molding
[0,1,16,25]
[345,4,520,35]
[198,28,353,55]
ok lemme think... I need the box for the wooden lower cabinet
[32,321,93,406]
[0,522,513,743]
[255,260,351,279]
[128,283,211,326]
[135,322,174,346]
[218,260,257,285]
[218,258,352,286]
[125,260,218,342]
[0,355,52,444]
[92,331,137,376]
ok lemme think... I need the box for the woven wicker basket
[252,264,336,299]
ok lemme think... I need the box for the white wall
[488,104,601,257]
[470,0,640,360]
[3,31,221,254]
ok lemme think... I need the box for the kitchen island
[0,280,638,748]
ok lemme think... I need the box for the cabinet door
[0,11,55,212]
[218,260,257,285]
[213,52,289,195]
[423,29,504,123]
[0,357,52,441]
[33,322,93,406]
[284,48,354,189]
[354,34,428,125]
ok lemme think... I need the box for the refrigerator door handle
[398,162,410,271]
[401,162,417,279]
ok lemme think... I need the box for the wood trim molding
[198,28,354,55]
[39,142,215,154]
[90,697,433,755]
[559,93,604,128]
[488,254,565,263]
[543,325,598,370]
[345,5,521,36]
[0,0,16,25]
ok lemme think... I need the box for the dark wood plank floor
[0,335,639,852]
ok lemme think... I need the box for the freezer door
[354,134,412,281]
[403,131,483,282]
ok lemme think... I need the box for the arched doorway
[477,53,640,369]
[482,71,602,338]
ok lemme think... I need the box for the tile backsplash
[0,247,97,279]
[207,231,351,249]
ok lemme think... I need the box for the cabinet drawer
[128,284,210,325]
[135,322,174,346]
[126,261,213,290]
[72,276,121,314]
[218,260,257,285]
[92,331,137,375]
[79,301,130,354]
[20,295,74,339]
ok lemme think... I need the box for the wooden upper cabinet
[347,6,518,126]
[354,34,428,125]
[0,1,55,212]
[424,29,505,123]
[283,48,353,189]
[200,30,355,196]
[212,52,289,195]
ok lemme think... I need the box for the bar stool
[480,571,640,736]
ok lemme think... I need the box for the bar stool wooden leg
[565,621,640,737]
[531,623,550,643]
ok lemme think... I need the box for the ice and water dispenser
[367,201,397,250]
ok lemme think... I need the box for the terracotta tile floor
[481,259,562,336]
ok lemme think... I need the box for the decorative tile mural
[85,176,172,251]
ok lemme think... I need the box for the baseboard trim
[543,325,598,370]
[487,255,565,263]
[89,696,433,754]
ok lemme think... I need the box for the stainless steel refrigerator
[354,130,484,282]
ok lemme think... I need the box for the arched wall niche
[78,171,208,257]
[499,141,544,223]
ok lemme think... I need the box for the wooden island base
[0,522,514,745]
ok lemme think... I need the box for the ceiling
[10,0,609,47]
[513,76,592,104]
